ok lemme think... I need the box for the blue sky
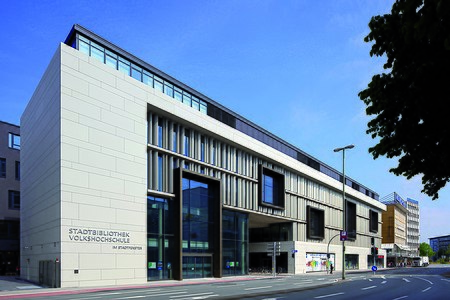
[1,0,448,243]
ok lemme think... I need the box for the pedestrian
[330,263,333,274]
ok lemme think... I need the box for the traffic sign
[340,231,348,241]
[371,265,377,272]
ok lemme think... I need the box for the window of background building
[346,201,357,240]
[307,206,325,240]
[369,210,378,233]
[15,161,20,180]
[8,133,20,150]
[8,190,20,210]
[0,158,6,178]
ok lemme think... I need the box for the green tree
[359,0,450,200]
[419,242,435,257]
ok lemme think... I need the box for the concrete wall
[21,46,62,283]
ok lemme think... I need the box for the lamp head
[333,144,355,152]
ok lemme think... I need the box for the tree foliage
[419,242,435,257]
[359,0,450,199]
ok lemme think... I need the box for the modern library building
[20,24,386,288]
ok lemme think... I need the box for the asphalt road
[243,265,450,300]
[1,265,449,299]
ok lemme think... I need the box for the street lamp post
[333,144,354,280]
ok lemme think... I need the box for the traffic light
[371,246,375,256]
[375,247,378,255]
[371,237,375,246]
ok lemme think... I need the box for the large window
[307,206,325,240]
[182,178,215,253]
[8,133,20,150]
[258,165,285,209]
[0,158,5,178]
[346,201,357,240]
[8,190,20,210]
[369,210,378,233]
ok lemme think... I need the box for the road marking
[16,286,42,290]
[381,280,387,284]
[402,278,410,283]
[170,292,215,298]
[142,292,188,297]
[415,277,433,285]
[422,287,432,292]
[392,296,408,300]
[361,285,377,290]
[314,292,345,298]
[214,283,246,288]
[245,286,272,291]
[117,296,145,299]
[442,279,450,282]
[94,292,122,296]
[294,280,313,285]
[368,278,373,282]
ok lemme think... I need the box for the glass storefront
[182,255,212,278]
[148,176,249,280]
[367,255,384,268]
[222,210,248,276]
[147,196,174,281]
[345,254,359,270]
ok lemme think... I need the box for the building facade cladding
[20,24,386,288]
[406,198,420,256]
[0,121,20,275]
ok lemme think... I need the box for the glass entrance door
[182,256,212,279]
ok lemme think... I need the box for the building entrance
[182,255,212,279]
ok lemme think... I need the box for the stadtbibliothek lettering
[68,228,131,243]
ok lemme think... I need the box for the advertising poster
[306,253,335,272]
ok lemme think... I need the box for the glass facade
[182,177,215,279]
[222,210,248,276]
[76,35,208,115]
[147,196,174,281]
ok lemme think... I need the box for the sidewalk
[0,269,380,299]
